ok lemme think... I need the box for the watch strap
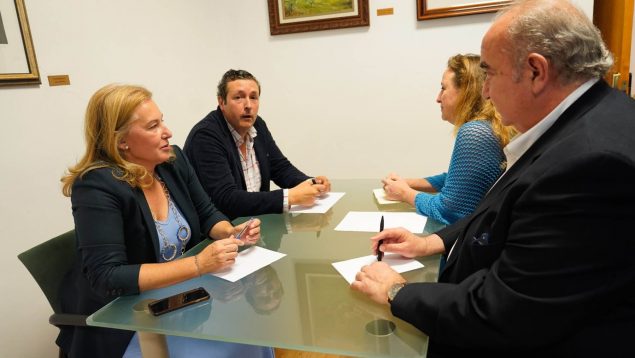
[387,282,406,304]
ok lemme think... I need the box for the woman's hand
[197,238,244,273]
[382,173,414,203]
[233,218,261,245]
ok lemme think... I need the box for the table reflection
[198,265,284,315]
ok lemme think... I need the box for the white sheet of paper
[373,188,400,205]
[332,253,425,284]
[289,192,345,214]
[211,246,286,282]
[334,211,428,233]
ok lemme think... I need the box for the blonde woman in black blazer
[59,84,272,358]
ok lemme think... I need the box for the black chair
[18,230,86,358]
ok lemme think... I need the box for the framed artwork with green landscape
[267,0,369,35]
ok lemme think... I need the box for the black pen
[311,177,325,197]
[377,215,384,261]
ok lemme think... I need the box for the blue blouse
[154,195,191,262]
[414,120,505,224]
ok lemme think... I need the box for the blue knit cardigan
[415,120,505,224]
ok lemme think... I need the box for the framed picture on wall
[417,0,511,21]
[267,0,369,35]
[0,0,40,86]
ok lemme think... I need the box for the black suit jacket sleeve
[184,109,310,219]
[71,169,143,298]
[435,215,469,254]
[259,117,311,189]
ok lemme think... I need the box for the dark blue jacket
[184,108,310,219]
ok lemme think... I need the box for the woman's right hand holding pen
[196,217,262,274]
[197,238,244,273]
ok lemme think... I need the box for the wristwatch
[387,282,407,304]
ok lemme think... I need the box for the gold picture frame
[0,0,40,86]
[417,0,510,21]
[267,0,369,36]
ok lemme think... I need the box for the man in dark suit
[184,69,330,219]
[352,0,635,356]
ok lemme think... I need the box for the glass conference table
[87,179,444,357]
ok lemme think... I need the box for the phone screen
[148,287,210,316]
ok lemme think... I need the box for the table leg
[138,332,169,358]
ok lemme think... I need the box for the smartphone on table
[148,287,210,316]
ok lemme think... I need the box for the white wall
[1,0,592,356]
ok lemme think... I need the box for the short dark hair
[217,69,261,102]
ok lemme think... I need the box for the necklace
[153,175,191,261]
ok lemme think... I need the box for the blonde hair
[61,84,166,196]
[448,54,516,147]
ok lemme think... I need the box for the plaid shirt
[226,121,261,193]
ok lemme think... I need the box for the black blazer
[57,146,228,358]
[184,108,310,220]
[391,81,635,357]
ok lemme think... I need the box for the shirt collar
[503,78,598,169]
[224,119,258,146]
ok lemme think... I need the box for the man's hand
[371,229,443,259]
[289,179,324,206]
[351,262,406,305]
[313,175,332,192]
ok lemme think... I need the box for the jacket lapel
[133,187,162,261]
[216,110,247,190]
[252,120,270,190]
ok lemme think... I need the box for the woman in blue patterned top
[383,54,515,225]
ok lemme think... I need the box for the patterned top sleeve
[425,173,447,192]
[414,120,505,224]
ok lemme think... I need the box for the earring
[124,145,129,150]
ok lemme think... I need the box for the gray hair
[500,0,613,84]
